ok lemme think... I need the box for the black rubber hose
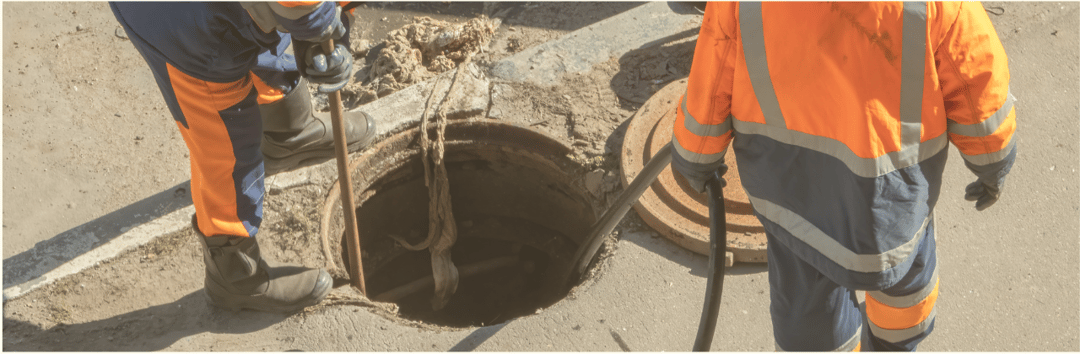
[693,170,727,351]
[564,142,673,289]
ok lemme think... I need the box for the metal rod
[322,39,367,296]
[565,142,673,288]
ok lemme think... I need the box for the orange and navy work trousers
[110,2,299,238]
[767,221,939,352]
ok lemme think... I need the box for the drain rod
[565,142,673,287]
[323,39,367,295]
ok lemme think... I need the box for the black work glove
[963,144,1017,211]
[680,160,728,194]
[297,42,353,93]
[292,6,353,93]
[964,179,1002,211]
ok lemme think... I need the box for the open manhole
[331,119,598,328]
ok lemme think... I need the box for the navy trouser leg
[767,232,864,351]
[110,2,282,237]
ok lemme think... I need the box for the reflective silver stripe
[835,326,863,352]
[960,132,1017,166]
[732,119,948,178]
[949,88,1016,137]
[673,137,727,165]
[681,93,734,137]
[738,2,941,178]
[868,266,939,309]
[899,2,927,167]
[739,2,786,128]
[748,195,932,273]
[268,1,324,20]
[775,326,862,351]
[869,307,937,343]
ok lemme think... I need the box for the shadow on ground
[2,290,303,351]
[3,181,193,294]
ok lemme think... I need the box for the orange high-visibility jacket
[671,2,1016,289]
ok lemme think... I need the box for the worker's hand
[292,5,347,44]
[964,178,1003,211]
[962,144,1016,211]
[685,163,728,194]
[301,43,353,93]
[291,3,353,93]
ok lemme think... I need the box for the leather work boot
[259,78,377,174]
[193,216,332,312]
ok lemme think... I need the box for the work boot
[193,216,332,312]
[259,77,377,174]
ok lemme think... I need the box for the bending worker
[111,2,375,312]
[672,2,1016,351]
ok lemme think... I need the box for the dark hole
[342,133,596,328]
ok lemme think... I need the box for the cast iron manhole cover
[620,79,767,265]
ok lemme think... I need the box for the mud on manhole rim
[320,118,607,328]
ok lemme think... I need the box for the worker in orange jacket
[111,1,373,313]
[671,2,1016,351]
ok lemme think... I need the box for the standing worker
[672,2,1015,351]
[111,2,376,312]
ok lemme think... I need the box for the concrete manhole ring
[620,79,767,265]
[322,118,601,328]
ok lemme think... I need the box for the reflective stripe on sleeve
[958,129,1016,166]
[673,136,727,165]
[948,88,1016,137]
[748,195,932,273]
[681,93,733,137]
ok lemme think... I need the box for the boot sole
[205,271,333,313]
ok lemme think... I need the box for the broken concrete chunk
[441,63,489,120]
[585,169,605,196]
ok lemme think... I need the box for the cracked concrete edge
[360,62,491,140]
[490,2,702,86]
[3,204,195,302]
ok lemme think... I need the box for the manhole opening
[340,121,598,328]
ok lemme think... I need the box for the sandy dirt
[2,2,676,350]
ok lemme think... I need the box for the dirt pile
[341,16,501,108]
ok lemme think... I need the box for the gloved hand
[292,5,353,93]
[964,178,1002,211]
[298,43,353,93]
[962,144,1016,211]
[292,4,347,45]
[684,162,728,194]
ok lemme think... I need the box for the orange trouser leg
[864,230,939,352]
[167,64,266,237]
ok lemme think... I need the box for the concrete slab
[490,2,703,86]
